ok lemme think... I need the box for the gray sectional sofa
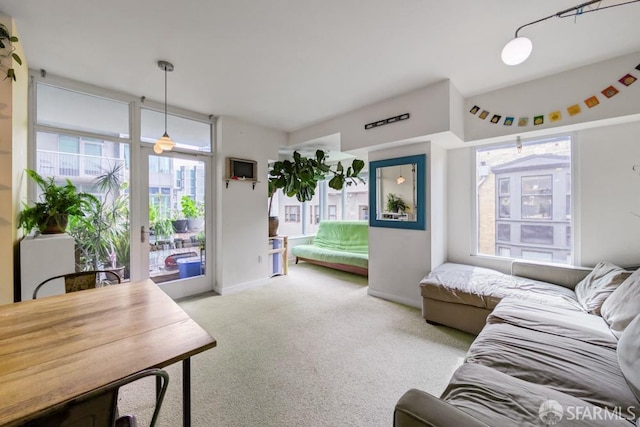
[394,261,640,427]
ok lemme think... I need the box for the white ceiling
[2,0,640,133]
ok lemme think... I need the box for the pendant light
[396,166,406,185]
[501,0,639,66]
[153,60,175,153]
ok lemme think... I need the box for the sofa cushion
[420,263,581,311]
[488,297,617,349]
[574,262,631,315]
[291,244,368,268]
[465,322,638,414]
[311,220,368,254]
[601,268,640,338]
[618,314,640,403]
[442,363,634,427]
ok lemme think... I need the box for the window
[521,250,554,262]
[141,109,211,152]
[497,224,511,241]
[566,173,571,218]
[358,205,369,220]
[521,175,552,219]
[498,178,510,218]
[285,206,300,223]
[58,135,80,176]
[328,205,337,220]
[475,136,572,264]
[498,247,511,257]
[268,167,368,236]
[521,225,554,244]
[310,205,320,225]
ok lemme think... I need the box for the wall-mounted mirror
[369,154,426,230]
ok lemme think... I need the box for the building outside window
[476,136,572,263]
[285,205,301,223]
[270,171,369,237]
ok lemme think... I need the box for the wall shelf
[225,178,259,189]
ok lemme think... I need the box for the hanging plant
[0,23,22,81]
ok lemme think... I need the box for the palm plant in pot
[267,150,365,236]
[17,169,97,235]
[67,163,129,274]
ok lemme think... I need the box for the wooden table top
[0,279,217,426]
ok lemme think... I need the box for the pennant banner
[470,63,639,127]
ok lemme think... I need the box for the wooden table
[0,279,216,426]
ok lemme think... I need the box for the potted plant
[17,169,96,235]
[0,23,22,81]
[171,208,189,233]
[267,150,365,236]
[67,163,129,274]
[386,193,408,213]
[181,195,204,232]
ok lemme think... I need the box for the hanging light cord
[163,64,168,135]
[514,0,640,37]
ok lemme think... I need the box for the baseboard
[219,277,269,295]
[367,288,421,309]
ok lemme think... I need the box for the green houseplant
[181,195,204,232]
[66,163,129,274]
[0,23,22,81]
[18,169,97,234]
[267,150,365,236]
[386,193,408,213]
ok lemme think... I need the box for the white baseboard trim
[367,288,421,309]
[219,277,269,295]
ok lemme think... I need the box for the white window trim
[470,133,580,266]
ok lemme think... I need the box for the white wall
[447,121,640,271]
[368,142,430,308]
[215,116,286,294]
[0,15,28,304]
[577,122,640,267]
[465,51,640,143]
[289,80,463,152]
[429,142,447,268]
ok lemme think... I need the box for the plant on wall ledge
[0,23,22,81]
[386,193,408,213]
[17,169,97,235]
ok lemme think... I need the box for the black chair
[32,270,122,300]
[24,368,169,427]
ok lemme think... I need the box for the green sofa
[291,220,368,276]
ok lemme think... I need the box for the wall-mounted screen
[226,157,257,181]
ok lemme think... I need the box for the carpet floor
[118,263,474,427]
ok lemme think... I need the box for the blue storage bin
[177,257,202,279]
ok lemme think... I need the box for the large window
[476,136,572,263]
[32,77,214,290]
[269,172,369,237]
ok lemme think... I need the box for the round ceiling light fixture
[501,36,533,66]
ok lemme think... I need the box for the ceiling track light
[502,0,640,66]
[153,60,175,154]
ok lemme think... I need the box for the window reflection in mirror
[376,164,417,222]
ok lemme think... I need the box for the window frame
[472,134,577,265]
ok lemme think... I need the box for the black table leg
[183,357,191,427]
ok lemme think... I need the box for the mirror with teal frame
[369,154,426,230]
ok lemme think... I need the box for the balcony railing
[37,150,127,180]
